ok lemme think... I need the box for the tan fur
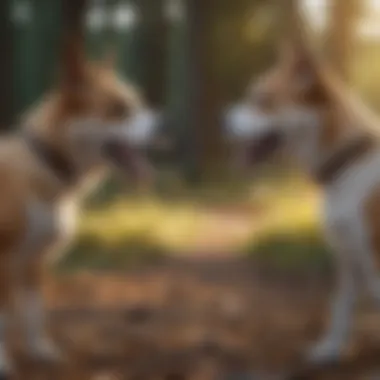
[245,23,380,159]
[248,51,356,153]
[22,67,141,178]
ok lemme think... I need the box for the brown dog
[0,37,157,376]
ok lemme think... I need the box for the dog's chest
[23,198,78,257]
[323,150,380,245]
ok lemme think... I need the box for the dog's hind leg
[306,251,358,365]
[356,185,380,308]
[355,249,380,308]
[305,213,361,366]
[348,209,380,309]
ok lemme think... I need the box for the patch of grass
[242,176,333,273]
[59,171,333,272]
[59,236,166,272]
[246,224,332,273]
[59,194,202,271]
[79,196,201,250]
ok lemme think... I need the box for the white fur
[307,149,380,362]
[69,108,160,148]
[14,198,76,265]
[66,108,160,176]
[125,109,161,146]
[224,104,274,142]
[17,289,61,359]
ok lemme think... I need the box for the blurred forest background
[1,0,379,273]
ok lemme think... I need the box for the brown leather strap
[314,135,376,184]
[24,132,77,183]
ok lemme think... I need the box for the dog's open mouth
[245,129,283,164]
[102,140,153,183]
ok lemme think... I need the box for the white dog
[227,27,380,366]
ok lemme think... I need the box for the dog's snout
[125,109,161,147]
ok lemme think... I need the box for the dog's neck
[21,95,105,195]
[288,102,375,185]
[285,62,380,183]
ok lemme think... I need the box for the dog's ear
[60,33,87,88]
[278,0,319,93]
[277,37,315,88]
[279,36,327,104]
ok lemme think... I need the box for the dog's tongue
[104,140,154,185]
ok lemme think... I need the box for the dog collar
[24,132,77,184]
[314,134,376,184]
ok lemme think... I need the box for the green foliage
[13,0,62,116]
[58,236,166,272]
[13,0,140,117]
[245,225,332,274]
[210,0,280,101]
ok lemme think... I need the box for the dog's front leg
[11,200,65,363]
[306,247,357,365]
[16,261,63,363]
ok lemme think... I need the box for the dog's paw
[0,348,12,380]
[305,339,343,367]
[27,339,65,365]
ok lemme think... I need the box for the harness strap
[314,135,376,184]
[24,132,77,183]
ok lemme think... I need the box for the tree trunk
[185,0,222,180]
[135,0,167,108]
[62,0,88,39]
[0,0,14,129]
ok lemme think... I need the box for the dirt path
[180,206,257,256]
[12,257,380,380]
